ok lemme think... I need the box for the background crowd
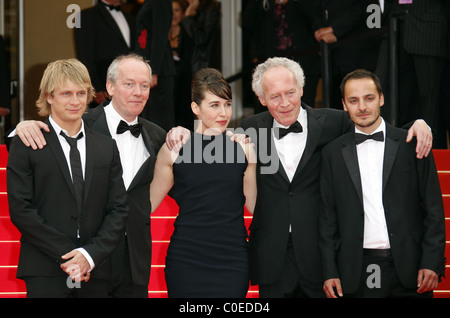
[243,0,450,149]
[0,0,449,147]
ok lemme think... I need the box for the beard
[352,110,381,131]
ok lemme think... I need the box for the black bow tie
[104,3,121,11]
[354,131,384,145]
[276,121,303,139]
[117,120,142,137]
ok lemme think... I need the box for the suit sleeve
[319,144,341,280]
[416,151,446,277]
[6,136,77,260]
[81,139,128,265]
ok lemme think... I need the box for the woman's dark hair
[191,68,232,105]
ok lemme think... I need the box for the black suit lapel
[139,118,157,158]
[382,125,400,192]
[341,135,364,205]
[293,106,326,179]
[85,103,112,137]
[46,120,80,204]
[340,124,400,203]
[86,105,154,192]
[83,126,96,202]
[256,111,289,182]
[127,119,157,191]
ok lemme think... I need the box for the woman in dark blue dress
[150,68,257,298]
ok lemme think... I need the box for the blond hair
[36,59,95,117]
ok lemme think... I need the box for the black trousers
[259,234,324,298]
[24,276,110,298]
[109,236,149,298]
[345,250,433,298]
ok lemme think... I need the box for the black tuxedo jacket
[319,124,446,293]
[239,105,352,292]
[74,3,136,93]
[7,120,128,280]
[83,104,166,286]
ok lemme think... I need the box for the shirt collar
[49,115,85,138]
[104,101,139,128]
[355,117,386,136]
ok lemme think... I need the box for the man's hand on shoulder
[15,120,50,150]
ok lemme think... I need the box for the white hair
[106,53,152,84]
[251,57,305,98]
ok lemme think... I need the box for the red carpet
[0,145,449,298]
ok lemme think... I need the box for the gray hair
[106,53,152,84]
[251,57,305,98]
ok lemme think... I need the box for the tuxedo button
[288,191,295,196]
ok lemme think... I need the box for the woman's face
[192,91,232,135]
[172,2,184,26]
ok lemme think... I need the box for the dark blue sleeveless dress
[165,133,250,298]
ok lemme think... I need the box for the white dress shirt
[104,102,149,190]
[355,118,390,249]
[49,116,86,180]
[49,116,95,270]
[272,107,308,182]
[272,107,308,233]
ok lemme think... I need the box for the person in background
[312,0,379,110]
[135,0,176,131]
[74,0,135,107]
[171,0,195,131]
[181,0,221,74]
[375,0,449,137]
[243,0,321,109]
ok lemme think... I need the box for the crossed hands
[60,249,91,283]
